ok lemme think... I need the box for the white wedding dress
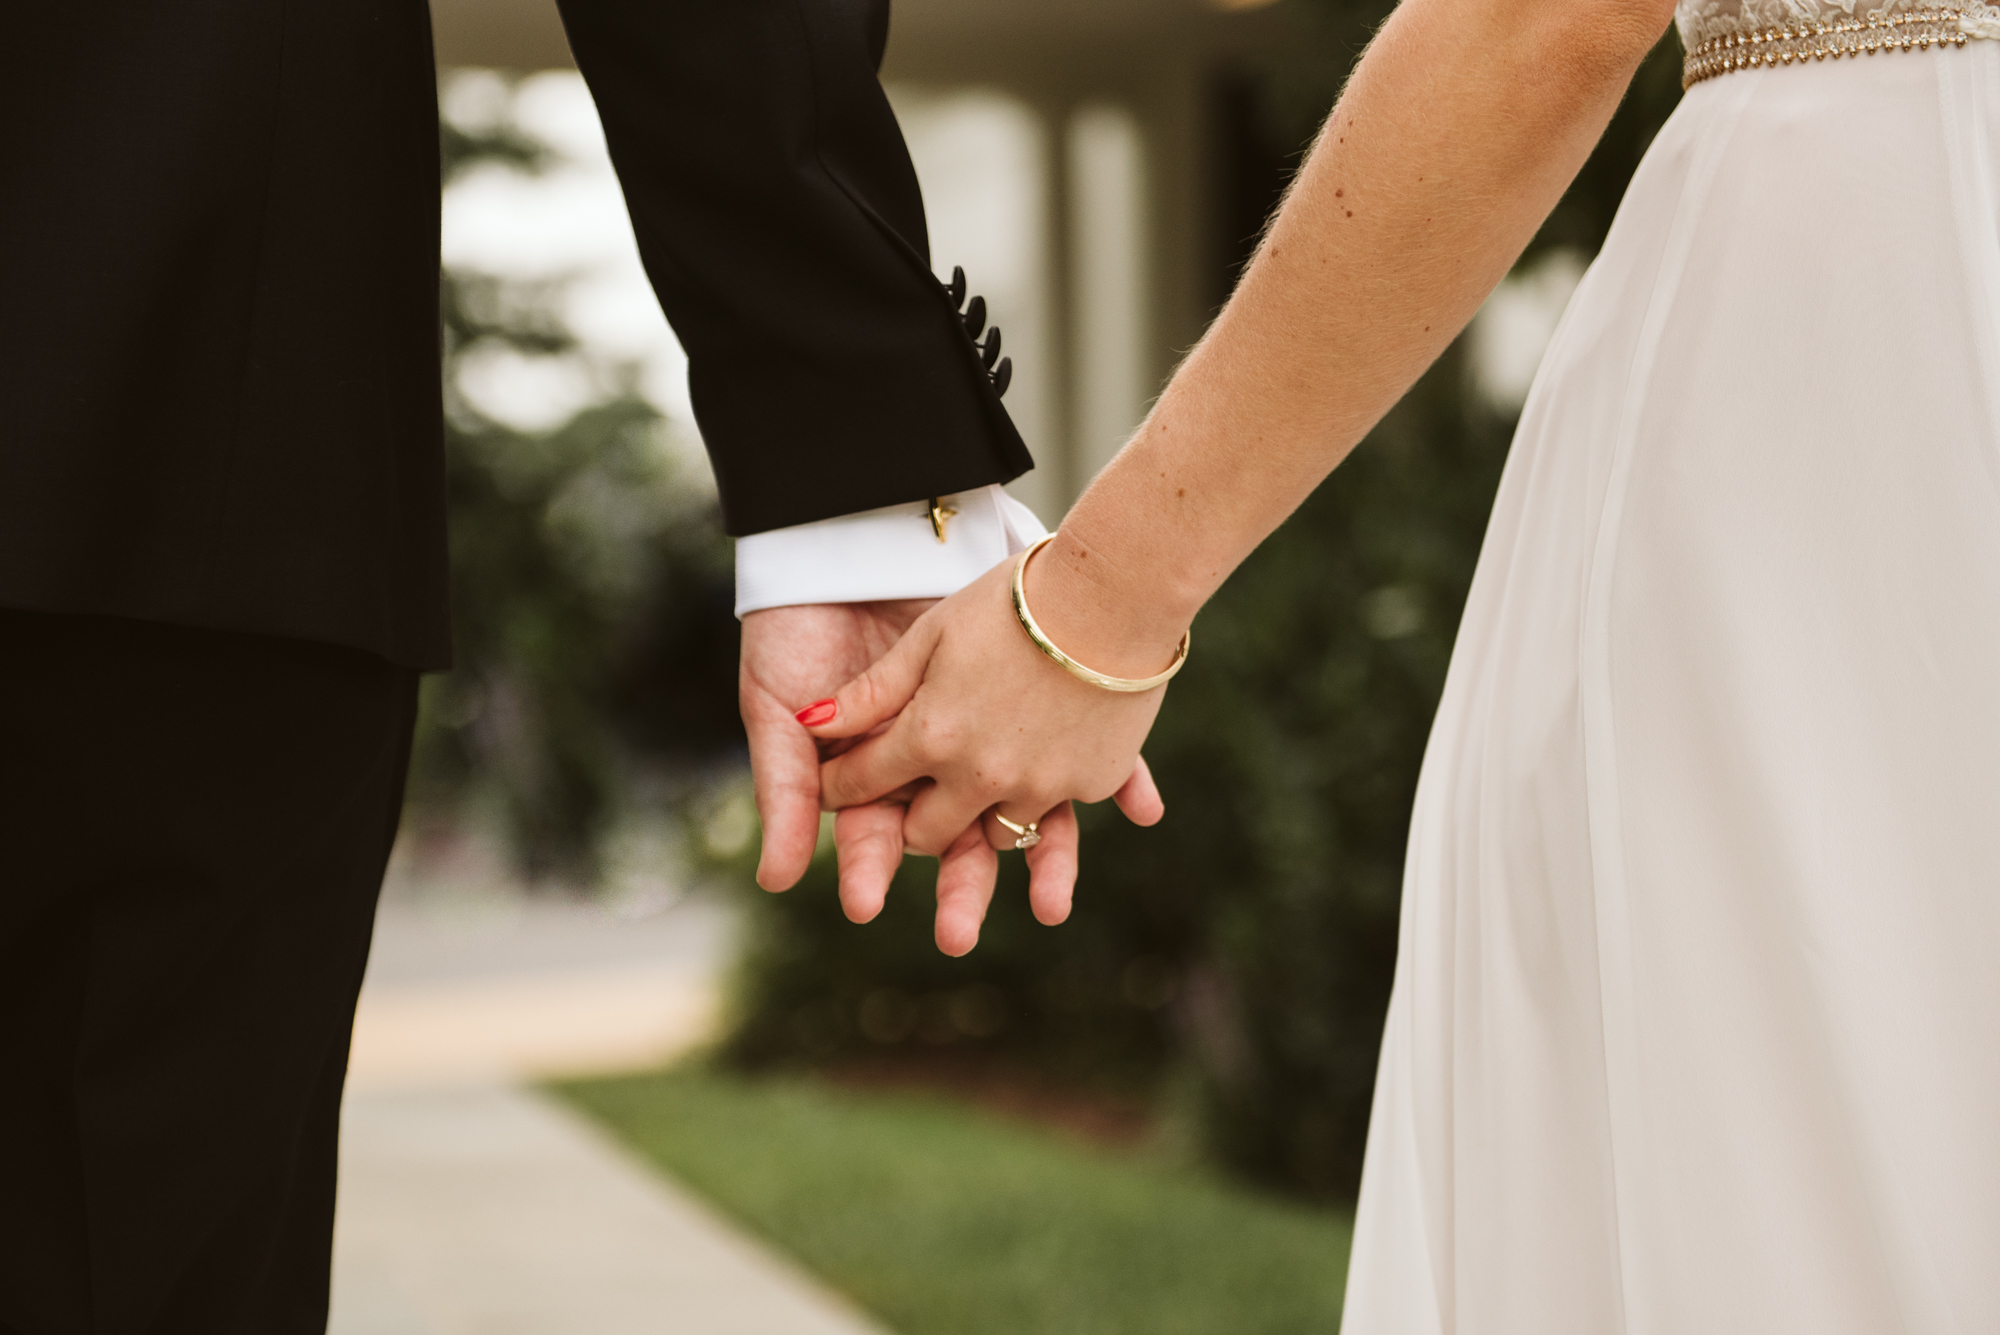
[1343,6,2000,1331]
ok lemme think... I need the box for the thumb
[745,687,825,892]
[795,612,943,741]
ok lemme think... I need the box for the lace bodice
[1678,0,2000,48]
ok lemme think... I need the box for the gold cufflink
[929,496,958,543]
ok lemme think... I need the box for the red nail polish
[795,699,837,727]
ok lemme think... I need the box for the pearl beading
[1682,4,1999,88]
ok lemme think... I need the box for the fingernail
[795,699,837,727]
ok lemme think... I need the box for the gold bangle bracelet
[1010,535,1189,693]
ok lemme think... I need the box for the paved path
[329,1084,888,1335]
[328,882,888,1335]
[347,892,730,1090]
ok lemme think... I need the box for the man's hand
[741,601,934,903]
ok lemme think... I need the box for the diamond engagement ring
[993,812,1041,850]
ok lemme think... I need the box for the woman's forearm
[1030,0,1674,676]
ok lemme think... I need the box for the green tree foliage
[725,7,1688,1202]
[410,100,741,882]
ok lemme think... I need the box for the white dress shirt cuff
[734,484,1050,616]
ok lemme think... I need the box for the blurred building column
[1066,103,1150,500]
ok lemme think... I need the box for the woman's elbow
[1595,0,1680,62]
[1526,0,1679,84]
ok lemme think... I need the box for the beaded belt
[1683,5,2000,89]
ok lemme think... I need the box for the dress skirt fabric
[1343,43,2000,1334]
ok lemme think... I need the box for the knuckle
[1017,779,1061,814]
[1084,776,1124,807]
[1090,759,1135,803]
[855,669,892,716]
[982,764,1024,799]
[909,710,958,763]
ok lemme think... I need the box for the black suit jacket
[0,0,1030,670]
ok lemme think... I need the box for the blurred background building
[429,0,1290,523]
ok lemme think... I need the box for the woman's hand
[804,547,1173,954]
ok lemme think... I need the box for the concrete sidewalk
[347,887,732,1091]
[329,1085,887,1335]
[328,882,888,1335]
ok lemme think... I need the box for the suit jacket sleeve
[552,0,1034,537]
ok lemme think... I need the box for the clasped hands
[740,547,1171,955]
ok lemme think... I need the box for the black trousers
[0,609,418,1335]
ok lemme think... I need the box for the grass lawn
[557,1066,1352,1335]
